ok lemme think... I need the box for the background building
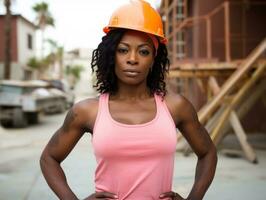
[0,14,37,80]
[160,0,266,161]
[64,48,96,98]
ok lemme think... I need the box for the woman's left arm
[176,96,217,200]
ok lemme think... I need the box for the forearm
[40,154,78,200]
[187,145,217,200]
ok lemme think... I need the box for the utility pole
[4,0,11,79]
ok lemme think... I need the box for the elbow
[39,150,48,170]
[209,144,218,168]
[39,149,55,171]
[39,149,62,171]
[199,144,218,166]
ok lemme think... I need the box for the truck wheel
[0,120,12,128]
[27,112,39,124]
[58,100,66,113]
[13,108,28,127]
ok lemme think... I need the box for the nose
[127,50,138,65]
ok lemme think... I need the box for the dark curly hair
[91,28,170,97]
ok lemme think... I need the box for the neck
[112,83,152,100]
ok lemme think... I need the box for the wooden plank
[172,0,177,64]
[175,62,238,70]
[196,78,205,93]
[164,0,169,38]
[182,79,266,155]
[168,70,233,78]
[224,1,231,62]
[208,76,220,95]
[229,111,257,163]
[205,105,226,133]
[199,38,266,124]
[171,59,266,71]
[207,75,258,163]
[215,79,266,144]
[211,62,266,144]
[206,18,212,59]
[177,79,266,154]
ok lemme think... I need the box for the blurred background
[0,0,266,199]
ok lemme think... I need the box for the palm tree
[32,2,54,58]
[46,39,64,78]
[3,0,11,79]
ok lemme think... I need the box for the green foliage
[45,38,64,57]
[65,65,84,80]
[27,57,42,69]
[32,2,48,12]
[27,56,50,70]
[32,1,54,27]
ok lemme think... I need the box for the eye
[117,47,128,54]
[139,49,150,56]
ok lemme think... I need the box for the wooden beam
[205,105,226,133]
[168,69,233,78]
[172,0,177,64]
[229,111,257,163]
[208,76,220,95]
[199,38,266,124]
[171,59,266,70]
[207,77,258,163]
[196,78,205,93]
[206,18,212,59]
[224,1,231,62]
[177,79,266,154]
[214,79,266,144]
[211,62,266,144]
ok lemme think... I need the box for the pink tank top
[92,93,177,200]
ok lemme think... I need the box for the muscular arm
[40,100,97,200]
[168,94,217,200]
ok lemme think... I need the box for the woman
[40,1,217,199]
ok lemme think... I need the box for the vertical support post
[173,0,177,64]
[224,1,231,62]
[206,18,212,59]
[242,3,247,57]
[165,0,169,38]
[229,111,257,163]
[183,0,188,58]
[184,0,187,17]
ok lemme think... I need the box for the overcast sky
[1,0,161,52]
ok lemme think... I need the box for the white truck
[0,80,68,128]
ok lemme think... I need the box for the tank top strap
[154,93,177,129]
[101,93,108,111]
[93,93,108,134]
[154,93,163,110]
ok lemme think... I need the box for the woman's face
[114,30,155,86]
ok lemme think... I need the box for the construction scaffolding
[159,0,266,163]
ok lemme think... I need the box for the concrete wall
[0,64,3,79]
[64,48,96,98]
[0,15,36,80]
[17,17,36,65]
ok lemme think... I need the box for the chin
[119,77,146,86]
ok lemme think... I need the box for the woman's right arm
[40,100,95,200]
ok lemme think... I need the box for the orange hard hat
[103,0,167,44]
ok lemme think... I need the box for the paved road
[0,111,266,200]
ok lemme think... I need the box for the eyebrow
[118,42,153,49]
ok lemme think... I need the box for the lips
[123,69,140,77]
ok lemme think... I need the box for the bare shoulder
[72,97,99,114]
[69,96,99,133]
[164,92,196,125]
[165,92,188,107]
